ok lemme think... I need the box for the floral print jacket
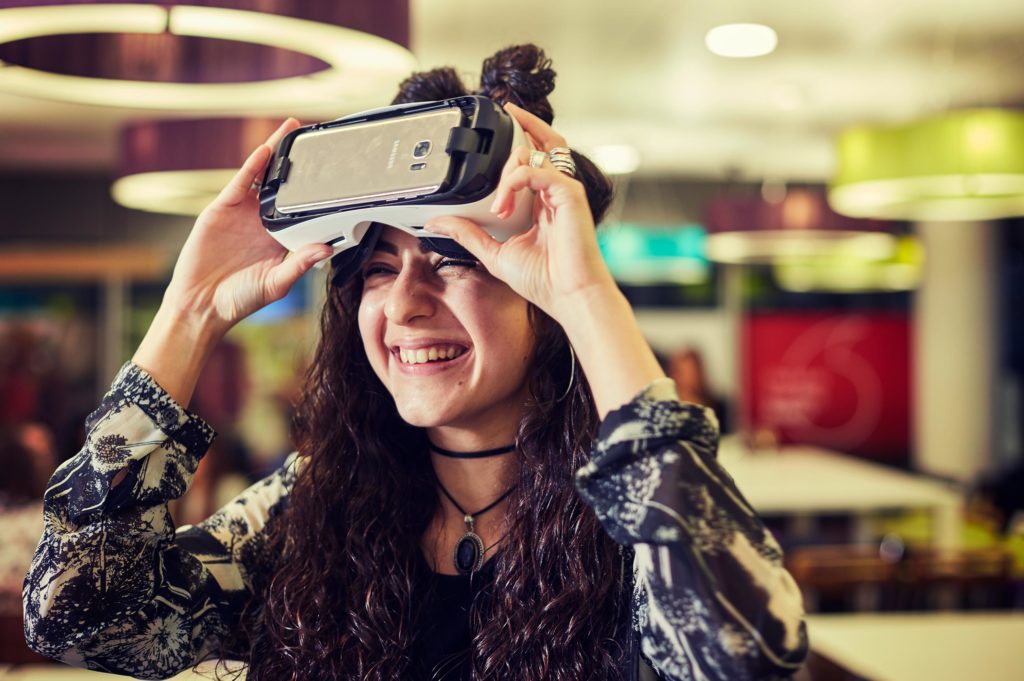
[23,363,807,680]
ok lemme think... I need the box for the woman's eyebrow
[372,241,398,255]
[372,239,432,255]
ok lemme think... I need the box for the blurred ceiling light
[705,188,898,265]
[0,3,415,112]
[112,118,284,215]
[705,23,778,58]
[830,109,1024,221]
[112,169,235,216]
[773,235,924,292]
[590,144,641,175]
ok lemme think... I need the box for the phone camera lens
[413,140,431,158]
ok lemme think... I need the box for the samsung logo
[387,139,399,169]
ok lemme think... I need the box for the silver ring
[547,147,576,177]
[528,149,546,169]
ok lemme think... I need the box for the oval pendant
[453,531,485,575]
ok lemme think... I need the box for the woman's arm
[132,117,330,408]
[577,380,808,681]
[24,119,326,679]
[23,362,298,679]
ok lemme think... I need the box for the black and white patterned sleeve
[576,378,808,681]
[22,362,298,680]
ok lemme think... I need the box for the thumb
[425,216,501,269]
[266,245,333,300]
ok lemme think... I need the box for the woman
[23,46,807,680]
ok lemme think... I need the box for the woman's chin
[393,399,458,429]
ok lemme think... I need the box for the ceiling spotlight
[705,23,778,58]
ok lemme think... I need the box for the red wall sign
[742,312,912,463]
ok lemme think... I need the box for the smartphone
[275,108,463,213]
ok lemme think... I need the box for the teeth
[396,345,464,365]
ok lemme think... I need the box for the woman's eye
[362,264,395,279]
[435,258,477,272]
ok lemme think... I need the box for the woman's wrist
[555,282,666,418]
[131,301,226,408]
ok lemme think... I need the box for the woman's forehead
[373,226,429,255]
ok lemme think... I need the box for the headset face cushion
[417,236,477,261]
[329,224,478,287]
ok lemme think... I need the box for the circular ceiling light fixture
[112,118,286,215]
[704,188,898,265]
[829,109,1024,221]
[772,236,923,293]
[705,23,778,58]
[0,3,416,113]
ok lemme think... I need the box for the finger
[264,117,301,153]
[423,216,501,270]
[492,146,549,217]
[265,244,334,301]
[496,165,584,217]
[504,102,567,151]
[213,119,301,209]
[216,143,272,208]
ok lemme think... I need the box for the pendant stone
[454,532,485,575]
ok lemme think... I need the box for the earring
[556,345,577,402]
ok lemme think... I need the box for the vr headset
[258,95,534,286]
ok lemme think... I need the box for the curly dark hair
[237,44,625,680]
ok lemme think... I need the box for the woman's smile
[389,340,473,375]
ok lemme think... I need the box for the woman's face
[357,227,535,433]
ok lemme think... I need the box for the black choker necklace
[428,442,516,459]
[436,479,516,575]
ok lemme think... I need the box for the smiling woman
[22,44,808,681]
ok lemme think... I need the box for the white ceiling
[2,0,1023,181]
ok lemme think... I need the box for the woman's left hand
[424,103,616,319]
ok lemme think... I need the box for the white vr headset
[258,95,533,285]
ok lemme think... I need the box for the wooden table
[718,443,965,548]
[807,612,1024,681]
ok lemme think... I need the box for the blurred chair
[785,542,1015,612]
[786,544,899,612]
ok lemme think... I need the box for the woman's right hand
[164,118,334,334]
[133,119,333,407]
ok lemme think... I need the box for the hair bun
[478,44,556,123]
[391,66,469,105]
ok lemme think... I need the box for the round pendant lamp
[0,1,415,214]
[829,108,1024,221]
[772,235,923,293]
[112,117,288,215]
[704,188,897,265]
[0,2,415,114]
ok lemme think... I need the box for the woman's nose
[384,269,435,324]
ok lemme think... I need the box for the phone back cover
[277,108,462,213]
